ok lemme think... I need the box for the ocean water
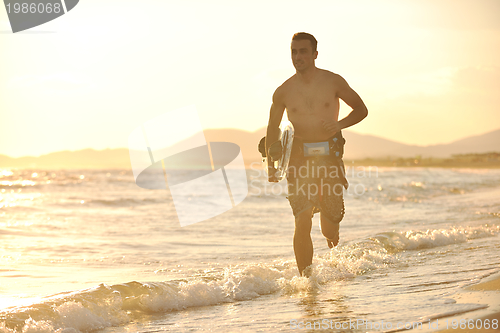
[0,166,499,332]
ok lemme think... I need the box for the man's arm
[323,75,368,134]
[265,88,286,155]
[336,75,368,130]
[265,88,286,182]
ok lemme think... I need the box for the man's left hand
[322,119,341,135]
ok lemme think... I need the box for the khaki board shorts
[286,156,348,222]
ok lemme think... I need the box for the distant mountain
[419,129,500,158]
[1,128,498,168]
[0,148,130,169]
[204,127,266,165]
[342,129,500,159]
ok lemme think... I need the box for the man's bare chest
[284,85,339,115]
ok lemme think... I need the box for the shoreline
[418,272,500,332]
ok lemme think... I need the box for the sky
[1,0,499,158]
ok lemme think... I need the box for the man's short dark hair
[292,32,318,53]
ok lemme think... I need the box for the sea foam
[1,223,498,333]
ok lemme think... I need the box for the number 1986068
[6,2,62,14]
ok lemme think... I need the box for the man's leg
[320,191,345,249]
[294,206,314,276]
[320,214,340,249]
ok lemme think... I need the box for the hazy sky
[1,0,499,157]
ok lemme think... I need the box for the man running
[265,32,368,276]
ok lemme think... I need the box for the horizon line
[1,127,499,159]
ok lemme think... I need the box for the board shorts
[286,133,348,223]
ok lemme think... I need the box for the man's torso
[280,69,340,141]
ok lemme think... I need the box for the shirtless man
[265,32,368,276]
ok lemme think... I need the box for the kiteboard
[261,121,294,182]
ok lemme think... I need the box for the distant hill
[342,129,500,159]
[0,128,498,168]
[0,148,130,169]
[207,127,500,161]
[344,129,500,159]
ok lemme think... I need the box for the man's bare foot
[326,236,339,249]
[322,220,340,248]
[320,213,340,249]
[301,265,313,278]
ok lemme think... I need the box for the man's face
[291,39,318,72]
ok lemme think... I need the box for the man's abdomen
[287,108,339,141]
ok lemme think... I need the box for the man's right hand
[268,166,279,182]
[322,119,341,135]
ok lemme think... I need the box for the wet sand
[436,273,500,332]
